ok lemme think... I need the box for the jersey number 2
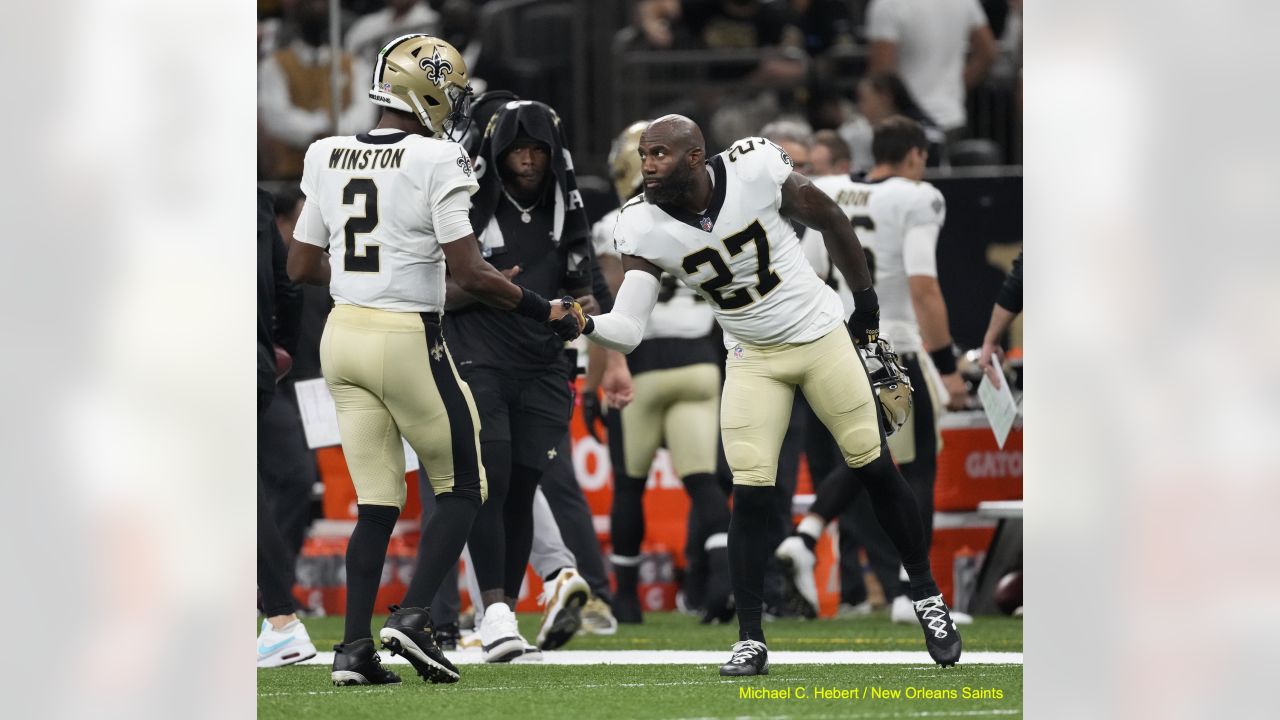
[681,220,781,310]
[343,178,380,272]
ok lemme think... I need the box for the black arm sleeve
[995,250,1023,314]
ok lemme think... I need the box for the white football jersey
[614,137,844,348]
[810,173,946,352]
[296,129,479,313]
[593,207,715,340]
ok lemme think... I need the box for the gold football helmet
[862,338,914,436]
[608,120,649,203]
[368,34,472,139]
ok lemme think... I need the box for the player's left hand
[547,296,586,341]
[602,358,634,409]
[581,387,606,442]
[847,308,880,347]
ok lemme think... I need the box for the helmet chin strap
[407,93,435,134]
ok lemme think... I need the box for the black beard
[644,167,694,206]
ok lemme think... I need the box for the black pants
[257,386,317,575]
[257,390,299,617]
[462,367,573,598]
[540,433,612,602]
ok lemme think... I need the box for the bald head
[637,114,711,210]
[643,114,704,156]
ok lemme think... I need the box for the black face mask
[298,17,328,47]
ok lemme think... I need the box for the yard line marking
[288,650,1023,667]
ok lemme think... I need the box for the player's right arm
[580,254,663,354]
[437,221,575,331]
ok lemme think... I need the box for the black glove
[848,308,880,347]
[547,297,584,341]
[581,387,605,443]
[848,287,880,347]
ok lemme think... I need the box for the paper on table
[293,377,421,468]
[977,364,1019,449]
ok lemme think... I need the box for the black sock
[682,472,730,541]
[809,464,866,522]
[610,474,647,559]
[729,485,776,643]
[343,503,400,643]
[615,564,639,596]
[856,452,940,601]
[402,490,480,608]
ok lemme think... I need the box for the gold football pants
[320,305,487,508]
[721,325,881,487]
[620,363,721,479]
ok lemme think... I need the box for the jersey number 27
[681,220,781,310]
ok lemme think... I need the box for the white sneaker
[458,628,483,650]
[510,643,544,663]
[478,602,529,663]
[890,594,916,623]
[950,609,974,625]
[536,568,591,650]
[256,619,317,668]
[774,535,819,618]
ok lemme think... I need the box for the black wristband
[929,345,958,375]
[582,316,595,335]
[852,286,879,315]
[515,287,551,321]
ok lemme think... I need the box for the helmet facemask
[861,338,914,436]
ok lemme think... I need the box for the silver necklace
[501,186,537,223]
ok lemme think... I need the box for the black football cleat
[433,622,460,651]
[912,594,963,667]
[379,605,461,683]
[718,640,769,676]
[331,638,402,686]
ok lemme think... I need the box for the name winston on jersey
[328,147,406,171]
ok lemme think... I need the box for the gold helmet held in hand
[368,34,472,139]
[862,338,914,436]
[608,120,649,203]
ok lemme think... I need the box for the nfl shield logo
[733,346,743,359]
[699,216,714,232]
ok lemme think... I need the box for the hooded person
[441,99,613,663]
[468,100,593,290]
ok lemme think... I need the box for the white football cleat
[890,594,915,623]
[774,535,819,618]
[536,568,590,650]
[578,596,619,636]
[478,602,529,663]
[256,619,317,668]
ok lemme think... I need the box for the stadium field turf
[258,612,1022,719]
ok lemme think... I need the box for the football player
[287,34,582,686]
[775,115,971,626]
[592,121,733,625]
[576,115,961,675]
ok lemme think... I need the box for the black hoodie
[444,100,599,376]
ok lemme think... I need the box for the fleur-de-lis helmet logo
[419,46,454,88]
